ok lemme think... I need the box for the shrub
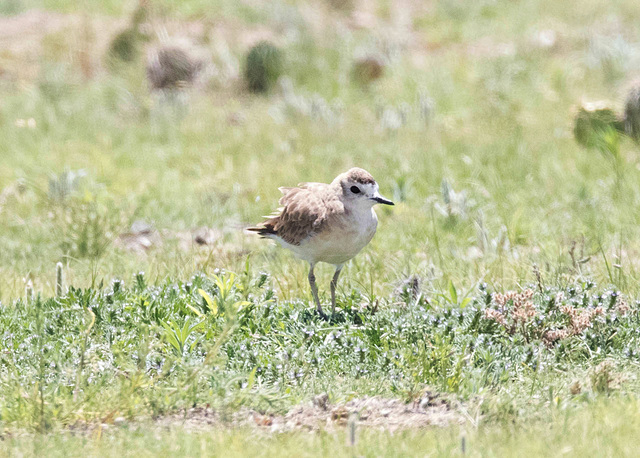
[146,41,205,90]
[573,101,623,151]
[244,41,283,93]
[352,55,385,86]
[624,84,640,141]
[108,29,141,64]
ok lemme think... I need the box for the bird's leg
[330,266,343,315]
[308,264,325,318]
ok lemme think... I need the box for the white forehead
[365,182,378,192]
[351,181,378,194]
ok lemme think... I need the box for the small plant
[589,360,619,394]
[55,262,64,297]
[395,274,423,305]
[586,35,637,83]
[542,301,605,346]
[352,55,385,86]
[38,64,77,104]
[275,77,343,124]
[417,91,435,124]
[146,41,206,91]
[623,83,640,142]
[106,1,150,66]
[325,0,355,13]
[48,169,86,203]
[244,41,284,93]
[198,272,250,316]
[377,105,406,131]
[108,29,141,63]
[481,287,625,347]
[161,317,204,356]
[392,175,412,203]
[25,279,33,302]
[573,101,623,158]
[434,179,471,224]
[55,191,128,261]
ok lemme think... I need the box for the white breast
[283,207,378,265]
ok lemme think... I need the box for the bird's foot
[316,308,329,320]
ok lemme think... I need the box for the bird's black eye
[350,186,361,194]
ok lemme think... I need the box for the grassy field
[3,0,640,454]
[4,399,640,456]
[4,399,640,457]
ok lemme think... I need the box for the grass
[3,0,640,454]
[4,399,640,457]
[0,270,638,437]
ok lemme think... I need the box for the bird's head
[333,167,394,209]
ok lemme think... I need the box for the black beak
[372,196,395,206]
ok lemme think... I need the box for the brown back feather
[249,183,344,245]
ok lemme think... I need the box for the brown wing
[248,183,344,245]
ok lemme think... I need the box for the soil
[152,393,463,433]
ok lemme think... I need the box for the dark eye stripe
[350,186,361,194]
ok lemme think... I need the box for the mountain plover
[249,167,394,316]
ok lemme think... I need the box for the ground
[2,0,640,455]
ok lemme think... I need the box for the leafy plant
[244,41,284,93]
[573,101,624,163]
[198,272,250,316]
[161,317,204,356]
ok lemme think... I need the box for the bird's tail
[246,224,277,238]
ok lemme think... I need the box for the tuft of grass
[146,41,206,91]
[244,41,284,93]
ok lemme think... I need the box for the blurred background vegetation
[2,0,640,303]
[4,0,640,452]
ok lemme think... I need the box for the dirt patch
[153,393,463,433]
[0,10,124,80]
[272,394,463,432]
[114,221,224,254]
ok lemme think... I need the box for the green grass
[4,0,640,301]
[0,270,638,432]
[3,0,640,454]
[4,399,640,457]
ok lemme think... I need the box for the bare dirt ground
[0,10,122,80]
[151,393,464,434]
[2,395,463,442]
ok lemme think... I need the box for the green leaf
[188,336,203,353]
[247,367,257,390]
[233,300,252,313]
[160,320,182,354]
[460,297,471,308]
[448,280,458,304]
[199,289,218,315]
[185,303,202,317]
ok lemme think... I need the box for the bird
[248,167,394,317]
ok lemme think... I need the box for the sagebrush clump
[146,41,206,91]
[244,41,283,93]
